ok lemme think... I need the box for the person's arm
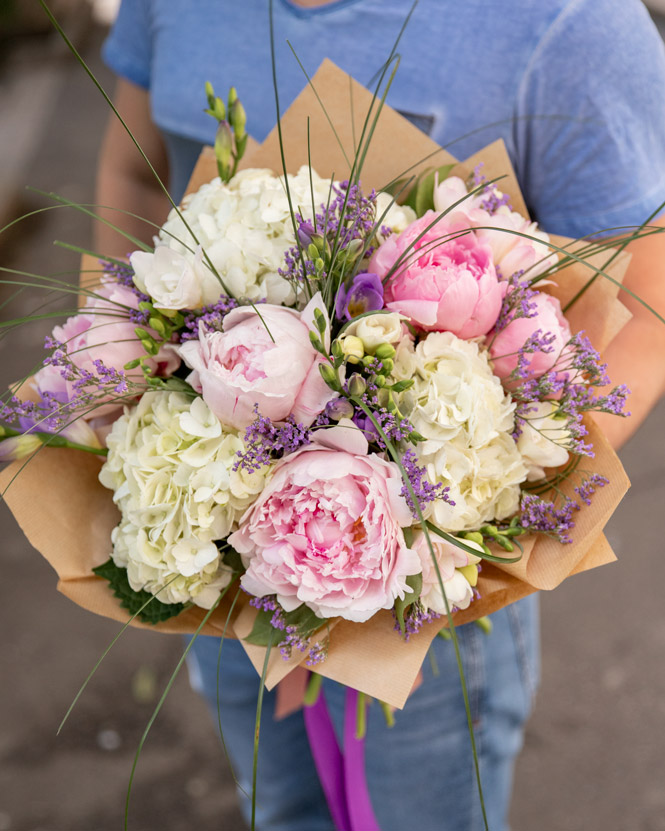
[593,217,665,449]
[95,79,171,257]
[513,0,665,449]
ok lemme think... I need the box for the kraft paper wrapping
[0,61,633,708]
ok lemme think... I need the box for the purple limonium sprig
[99,259,150,321]
[249,596,327,665]
[279,181,379,286]
[400,447,455,517]
[511,329,558,382]
[249,595,286,629]
[574,473,609,506]
[279,625,310,660]
[512,332,630,456]
[393,603,441,642]
[280,225,323,285]
[1,347,136,437]
[492,271,538,334]
[518,492,579,544]
[305,640,328,667]
[234,406,312,473]
[324,180,377,250]
[334,272,384,321]
[349,391,413,449]
[472,163,512,214]
[179,295,241,341]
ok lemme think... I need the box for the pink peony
[177,294,335,430]
[229,422,421,622]
[488,291,572,382]
[433,175,557,280]
[32,280,179,417]
[370,211,504,338]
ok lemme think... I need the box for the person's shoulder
[528,0,662,68]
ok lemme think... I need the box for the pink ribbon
[303,685,381,831]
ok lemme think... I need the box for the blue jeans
[187,595,539,831]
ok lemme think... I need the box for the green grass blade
[350,395,489,830]
[124,596,223,831]
[269,1,310,292]
[251,630,275,831]
[563,201,665,312]
[286,43,352,171]
[37,0,233,295]
[26,187,152,251]
[214,586,251,800]
[57,576,183,735]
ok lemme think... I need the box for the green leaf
[282,603,325,637]
[222,546,245,573]
[243,602,327,647]
[382,176,411,198]
[404,181,419,212]
[393,572,422,635]
[414,164,456,217]
[244,608,278,647]
[92,559,186,624]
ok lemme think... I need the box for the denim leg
[322,594,540,831]
[187,636,335,831]
[187,594,540,831]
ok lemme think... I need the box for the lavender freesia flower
[335,272,384,321]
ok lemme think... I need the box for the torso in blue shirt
[104,0,665,237]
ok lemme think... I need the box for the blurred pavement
[0,8,664,831]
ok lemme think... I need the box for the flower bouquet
[0,57,634,826]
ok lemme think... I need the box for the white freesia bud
[432,175,468,214]
[0,434,41,461]
[517,401,571,481]
[343,312,405,354]
[340,335,365,363]
[130,245,212,311]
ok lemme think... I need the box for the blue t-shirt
[103,0,665,238]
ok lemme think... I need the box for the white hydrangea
[157,167,414,308]
[516,400,572,481]
[158,167,332,306]
[99,391,266,607]
[393,332,527,531]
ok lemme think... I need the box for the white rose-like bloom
[375,191,417,238]
[130,245,211,310]
[517,401,572,481]
[341,311,405,353]
[393,332,527,531]
[158,167,333,305]
[99,391,266,607]
[413,532,483,614]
